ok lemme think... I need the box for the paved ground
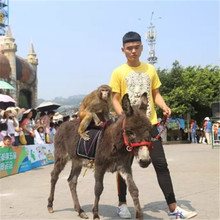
[0,143,219,220]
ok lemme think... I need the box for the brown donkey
[47,93,153,220]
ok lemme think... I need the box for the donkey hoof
[93,213,100,220]
[48,207,54,213]
[135,211,143,220]
[79,212,89,219]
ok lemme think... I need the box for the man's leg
[116,172,132,218]
[151,126,197,219]
[117,172,127,205]
[150,126,176,207]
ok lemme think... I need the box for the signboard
[0,144,54,178]
[25,144,54,168]
[0,147,29,178]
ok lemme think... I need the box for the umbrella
[0,94,16,110]
[0,81,15,90]
[53,112,63,121]
[36,101,61,112]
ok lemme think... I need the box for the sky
[8,0,220,100]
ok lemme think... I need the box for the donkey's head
[122,92,152,168]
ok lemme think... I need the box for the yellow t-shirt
[109,62,161,125]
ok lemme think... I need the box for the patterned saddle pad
[76,126,103,160]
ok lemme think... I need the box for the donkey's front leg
[119,171,143,220]
[93,168,105,220]
[47,156,68,213]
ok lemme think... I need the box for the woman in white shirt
[0,109,17,145]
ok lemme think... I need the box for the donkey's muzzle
[139,158,151,168]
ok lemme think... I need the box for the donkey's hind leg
[47,155,68,213]
[92,168,105,220]
[68,159,88,219]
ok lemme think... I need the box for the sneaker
[169,206,197,219]
[117,204,131,219]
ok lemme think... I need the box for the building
[0,26,38,108]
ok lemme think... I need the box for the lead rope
[154,114,170,140]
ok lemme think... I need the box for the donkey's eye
[145,132,149,137]
[126,130,135,138]
[144,130,150,136]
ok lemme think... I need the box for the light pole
[145,12,161,65]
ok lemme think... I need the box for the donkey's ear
[122,93,133,116]
[139,92,148,112]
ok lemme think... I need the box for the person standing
[49,122,56,143]
[190,119,197,143]
[43,111,55,143]
[13,107,23,146]
[0,109,17,145]
[204,117,211,145]
[19,109,36,145]
[109,31,197,219]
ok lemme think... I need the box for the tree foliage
[157,61,220,125]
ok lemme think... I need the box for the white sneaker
[117,204,131,219]
[169,206,197,219]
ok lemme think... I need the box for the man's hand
[162,105,171,116]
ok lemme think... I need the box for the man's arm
[152,88,171,116]
[112,92,123,115]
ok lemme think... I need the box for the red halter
[122,119,153,152]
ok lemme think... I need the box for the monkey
[78,84,112,141]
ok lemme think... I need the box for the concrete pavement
[0,143,219,220]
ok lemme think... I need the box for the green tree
[157,61,220,125]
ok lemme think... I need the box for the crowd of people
[0,106,78,147]
[190,117,220,145]
[0,104,219,148]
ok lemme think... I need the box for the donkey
[47,93,153,220]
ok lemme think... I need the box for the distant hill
[53,95,86,107]
[38,95,85,107]
[37,95,86,116]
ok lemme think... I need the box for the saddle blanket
[76,126,103,160]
